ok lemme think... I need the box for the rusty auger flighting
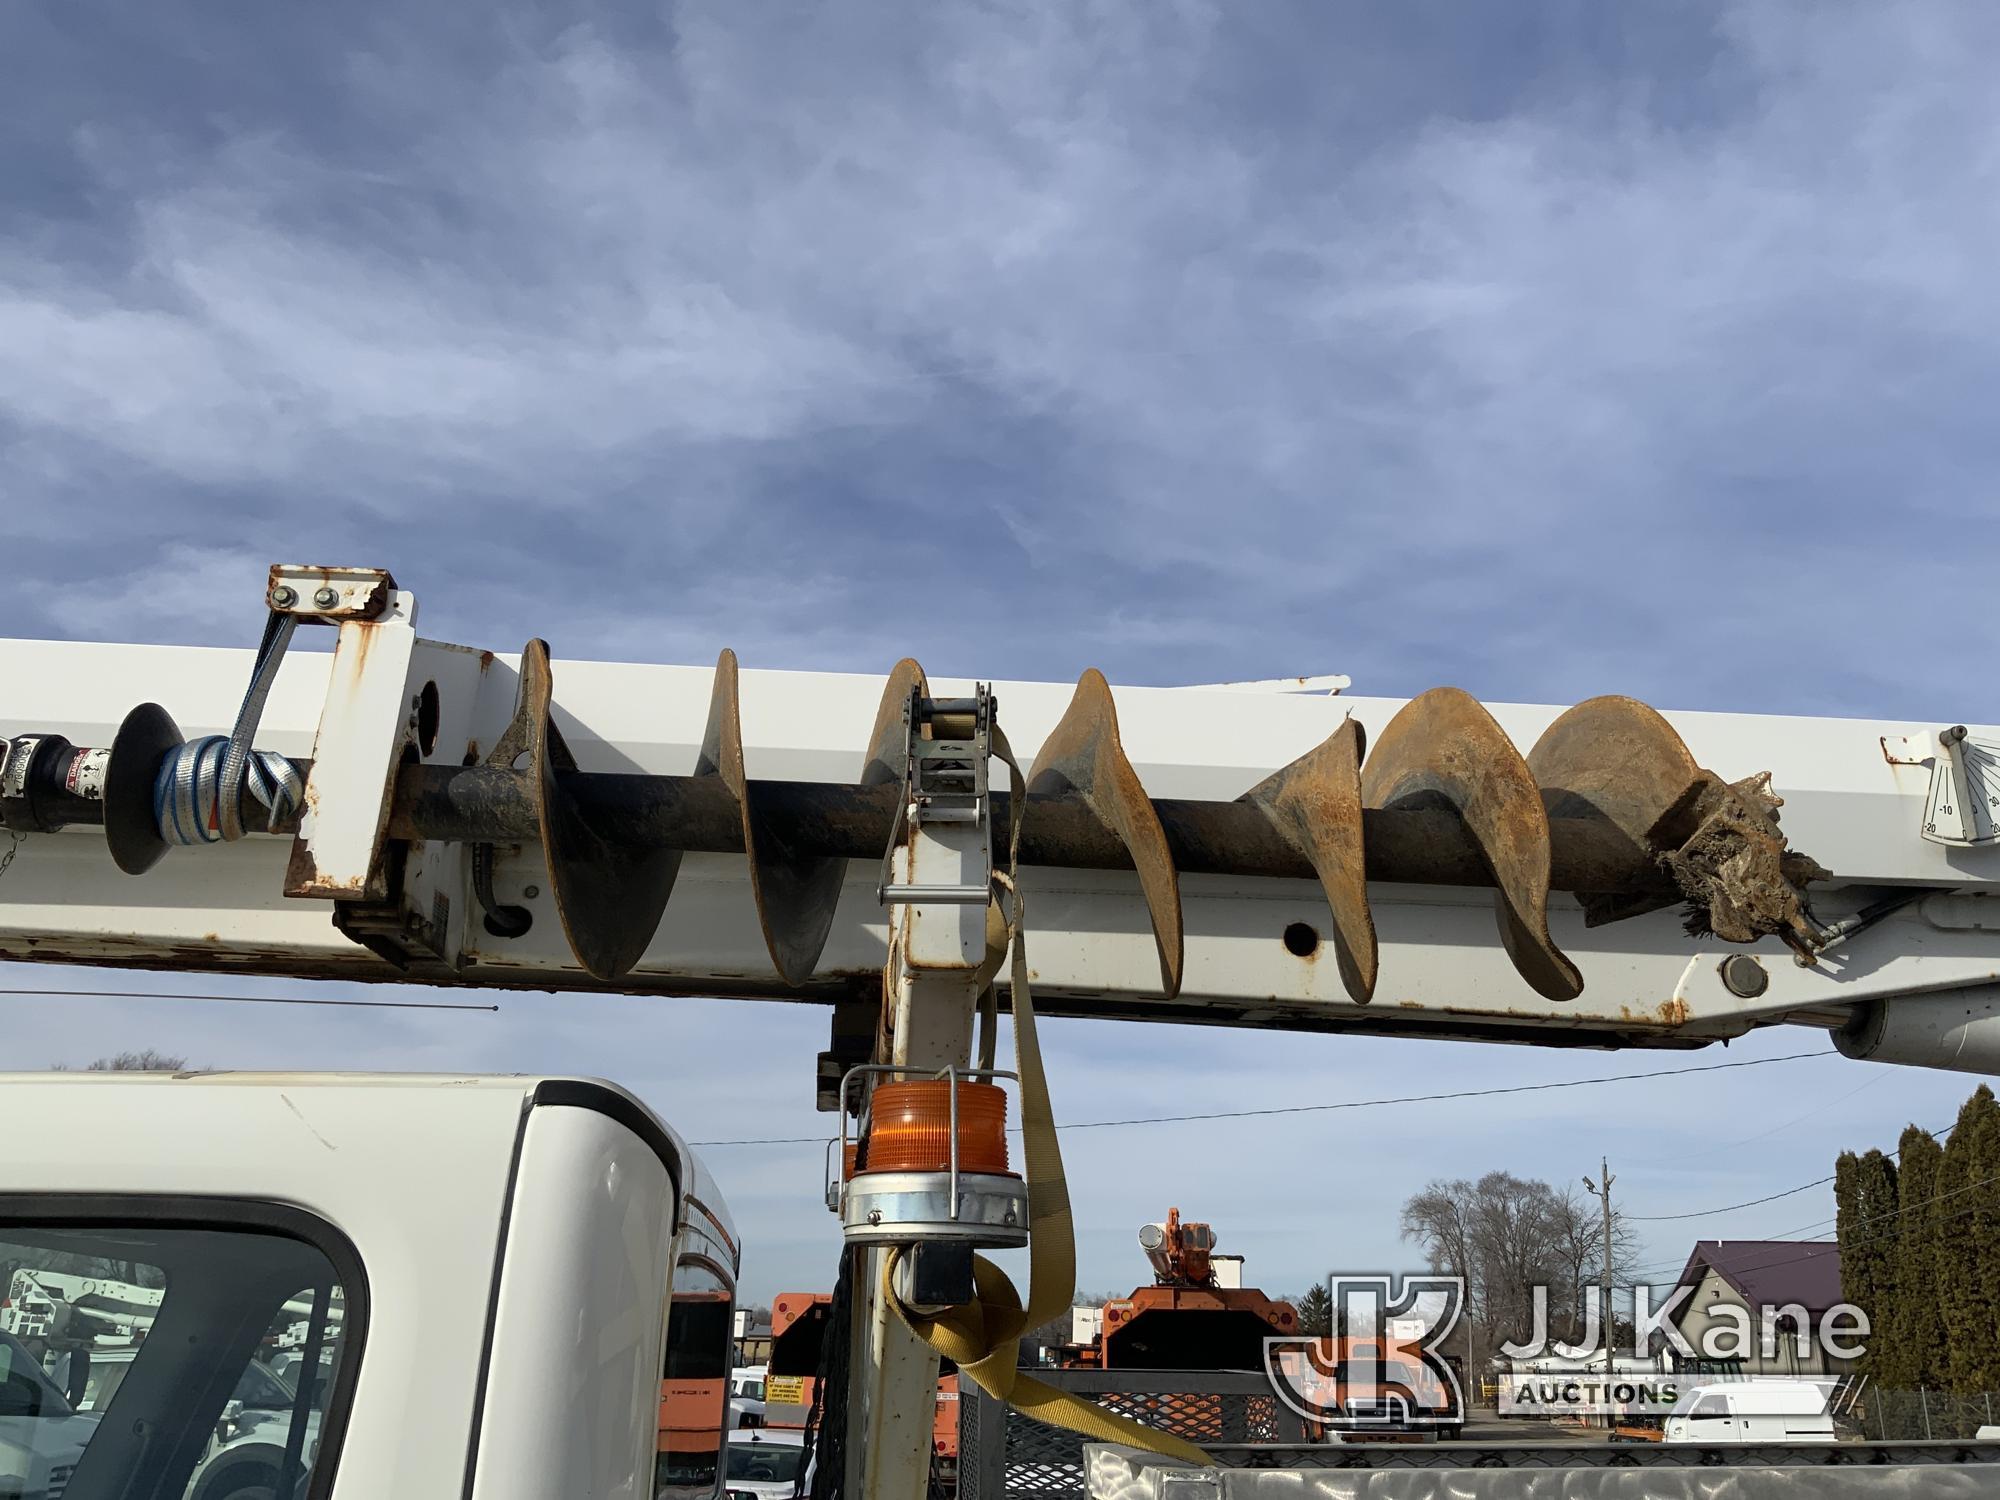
[387,647,1830,1002]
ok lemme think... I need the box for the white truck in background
[0,1070,741,1500]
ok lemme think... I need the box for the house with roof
[1670,1240,1856,1376]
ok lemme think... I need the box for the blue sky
[4,1,1997,1301]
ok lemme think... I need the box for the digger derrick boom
[3,567,1999,1061]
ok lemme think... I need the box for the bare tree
[1402,1170,1639,1375]
[1402,1178,1487,1371]
[52,1050,192,1071]
[1401,1183,1477,1305]
[1468,1172,1566,1349]
[1547,1186,1600,1340]
[1546,1185,1642,1344]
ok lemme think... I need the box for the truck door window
[233,1359,297,1411]
[0,1219,359,1500]
[0,1334,66,1417]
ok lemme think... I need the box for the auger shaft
[383,763,1677,897]
[3,750,1679,894]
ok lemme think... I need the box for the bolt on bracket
[266,565,397,621]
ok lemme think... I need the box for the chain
[0,829,18,883]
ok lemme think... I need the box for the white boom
[0,568,1996,1057]
[5,563,2000,1500]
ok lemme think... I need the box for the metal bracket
[877,684,995,906]
[266,565,397,622]
[331,841,462,976]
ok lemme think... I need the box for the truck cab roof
[0,1070,720,1498]
[0,1068,690,1176]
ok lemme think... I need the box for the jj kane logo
[1264,1276,1466,1429]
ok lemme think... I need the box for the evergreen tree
[1835,1149,1898,1383]
[1959,1086,2000,1391]
[1294,1283,1332,1337]
[1833,1151,1862,1298]
[1934,1085,2000,1392]
[1894,1125,1947,1390]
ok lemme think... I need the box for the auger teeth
[1528,696,1824,953]
[504,639,685,982]
[701,649,847,987]
[1360,687,1583,1002]
[1242,718,1377,1004]
[1526,695,1707,928]
[701,653,935,986]
[1028,669,1184,999]
[865,659,931,783]
[494,648,943,985]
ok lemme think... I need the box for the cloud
[4,1,1993,710]
[21,543,277,641]
[4,1,1998,1297]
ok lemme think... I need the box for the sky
[3,1,1998,1304]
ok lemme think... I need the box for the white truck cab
[0,1071,737,1500]
[729,1366,768,1430]
[723,1427,808,1500]
[1660,1380,1836,1445]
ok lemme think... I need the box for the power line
[1641,1067,1894,1172]
[687,1048,1836,1146]
[1696,1153,1982,1251]
[1057,1051,1834,1130]
[0,986,498,1013]
[1627,1118,1958,1226]
[1628,1179,1839,1223]
[1636,1169,2000,1285]
[1627,1135,1982,1280]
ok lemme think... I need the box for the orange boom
[1064,1210,1298,1370]
[766,1292,961,1482]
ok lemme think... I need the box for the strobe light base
[839,1171,1029,1249]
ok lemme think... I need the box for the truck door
[1686,1391,1731,1443]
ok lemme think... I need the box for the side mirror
[63,1348,91,1407]
[217,1398,245,1445]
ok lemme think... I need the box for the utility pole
[1583,1159,1616,1428]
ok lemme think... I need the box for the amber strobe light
[839,1067,1029,1252]
[862,1081,1012,1176]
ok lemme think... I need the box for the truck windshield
[726,1440,804,1483]
[666,1300,733,1380]
[0,1220,356,1500]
